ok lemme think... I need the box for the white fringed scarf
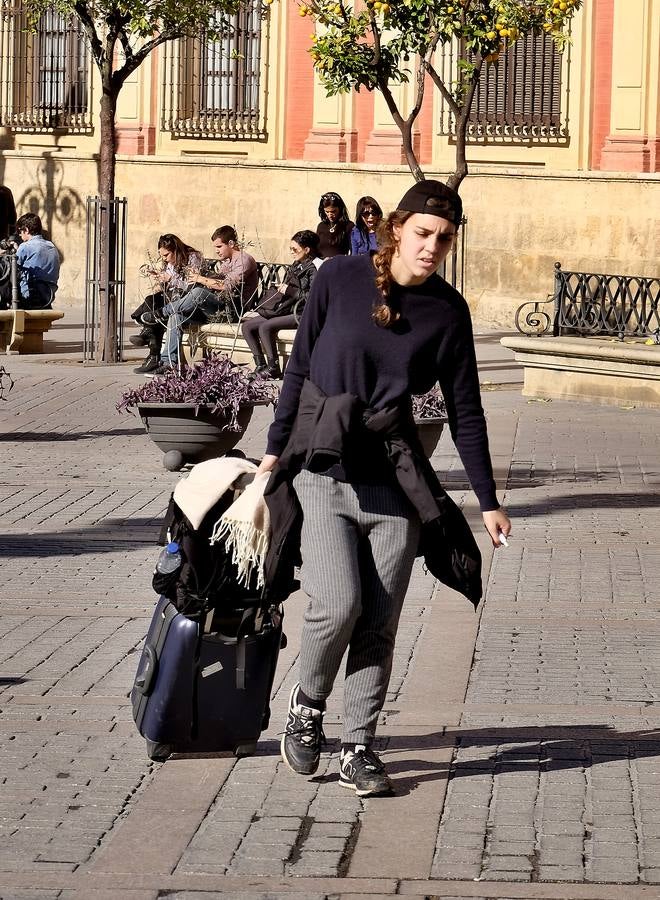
[210,470,271,589]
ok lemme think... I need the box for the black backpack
[153,487,262,620]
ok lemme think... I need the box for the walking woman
[242,230,322,379]
[131,233,202,374]
[315,191,354,258]
[350,196,383,255]
[257,180,510,796]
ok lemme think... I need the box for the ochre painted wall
[2,153,657,328]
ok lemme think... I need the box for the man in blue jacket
[14,213,60,309]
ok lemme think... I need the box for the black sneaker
[339,745,393,797]
[280,683,325,776]
[143,364,173,378]
[133,354,161,374]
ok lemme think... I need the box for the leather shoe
[144,364,173,378]
[133,355,161,374]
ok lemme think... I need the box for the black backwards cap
[396,180,463,226]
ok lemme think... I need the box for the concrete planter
[137,402,256,470]
[415,416,446,458]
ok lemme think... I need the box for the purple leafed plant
[412,385,447,420]
[116,354,279,431]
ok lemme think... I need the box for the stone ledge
[500,335,660,408]
[183,321,297,367]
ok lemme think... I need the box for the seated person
[141,225,258,376]
[8,213,60,309]
[242,230,322,379]
[131,233,202,374]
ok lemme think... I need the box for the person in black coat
[255,180,511,797]
[0,186,17,241]
[242,230,322,379]
[315,191,354,258]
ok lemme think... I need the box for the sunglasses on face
[362,210,378,217]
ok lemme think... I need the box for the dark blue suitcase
[131,595,283,760]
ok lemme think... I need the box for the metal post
[10,251,19,310]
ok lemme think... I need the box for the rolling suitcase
[131,595,283,761]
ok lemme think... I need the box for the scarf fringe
[211,517,268,589]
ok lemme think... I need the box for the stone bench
[500,334,660,409]
[182,320,297,368]
[0,309,64,354]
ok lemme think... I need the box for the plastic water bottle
[155,541,182,575]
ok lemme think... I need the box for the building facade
[0,0,657,321]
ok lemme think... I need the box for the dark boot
[133,353,161,374]
[252,351,267,371]
[263,358,283,380]
[129,327,150,347]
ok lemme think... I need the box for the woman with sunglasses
[131,233,202,374]
[256,180,510,797]
[242,230,322,380]
[316,192,354,259]
[351,196,383,256]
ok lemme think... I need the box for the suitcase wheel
[146,739,173,762]
[234,742,257,758]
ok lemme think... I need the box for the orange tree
[24,0,251,361]
[300,0,583,187]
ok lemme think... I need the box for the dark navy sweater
[266,254,499,512]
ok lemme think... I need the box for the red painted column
[284,0,315,159]
[418,71,434,166]
[589,0,614,170]
[354,87,375,163]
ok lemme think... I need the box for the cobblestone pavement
[1,328,660,900]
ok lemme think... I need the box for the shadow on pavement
[0,428,144,441]
[506,489,660,512]
[1,520,163,556]
[384,726,660,795]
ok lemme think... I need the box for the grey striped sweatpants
[293,468,420,744]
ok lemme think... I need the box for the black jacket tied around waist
[262,379,483,607]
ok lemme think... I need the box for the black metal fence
[0,4,91,132]
[84,197,128,361]
[515,262,660,341]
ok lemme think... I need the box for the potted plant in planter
[117,354,279,470]
[412,385,447,457]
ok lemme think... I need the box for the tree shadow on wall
[16,149,85,268]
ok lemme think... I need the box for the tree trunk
[97,86,119,363]
[447,111,468,191]
[401,119,425,183]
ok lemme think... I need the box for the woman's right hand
[256,454,279,476]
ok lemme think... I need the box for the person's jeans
[161,286,220,366]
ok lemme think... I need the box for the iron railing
[161,0,266,139]
[515,262,660,341]
[438,31,568,142]
[0,2,91,132]
[84,197,128,361]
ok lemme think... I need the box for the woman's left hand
[482,507,511,548]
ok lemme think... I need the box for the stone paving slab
[2,344,660,897]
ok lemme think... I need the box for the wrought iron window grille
[0,2,91,133]
[161,0,266,141]
[438,30,569,144]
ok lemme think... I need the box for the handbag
[258,286,295,320]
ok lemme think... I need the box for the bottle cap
[166,541,180,553]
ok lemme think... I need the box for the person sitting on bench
[131,233,202,374]
[242,230,322,379]
[10,213,60,309]
[141,225,258,376]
